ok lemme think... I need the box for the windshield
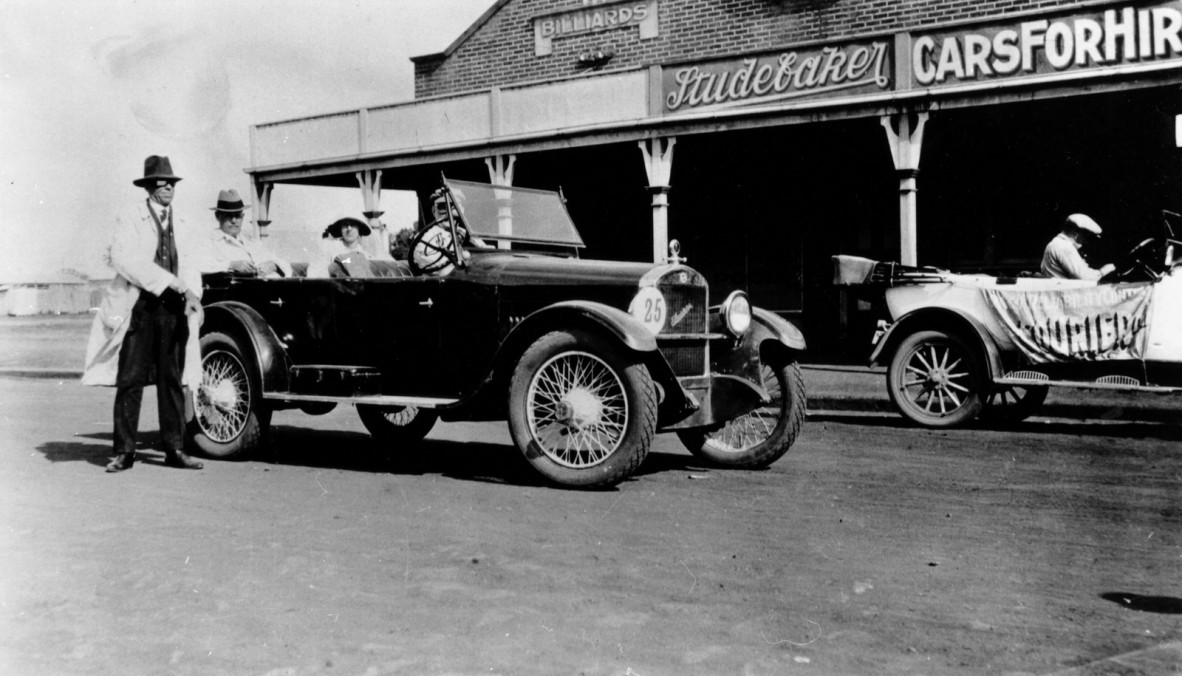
[444,179,585,249]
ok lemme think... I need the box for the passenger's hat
[132,155,182,187]
[325,216,372,238]
[1066,213,1102,237]
[210,189,250,213]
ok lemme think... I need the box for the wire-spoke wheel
[887,329,984,428]
[509,330,656,488]
[980,384,1048,424]
[357,404,437,446]
[187,332,267,459]
[678,356,805,468]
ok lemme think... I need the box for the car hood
[463,251,656,286]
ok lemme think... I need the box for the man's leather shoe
[164,449,203,470]
[105,452,135,473]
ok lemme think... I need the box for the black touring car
[189,179,807,487]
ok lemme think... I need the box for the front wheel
[678,357,806,468]
[187,332,269,458]
[887,329,984,428]
[508,330,657,488]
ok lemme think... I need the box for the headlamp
[721,290,751,336]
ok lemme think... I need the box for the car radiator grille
[659,343,706,377]
[658,284,707,334]
[657,282,708,377]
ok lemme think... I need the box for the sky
[0,0,497,279]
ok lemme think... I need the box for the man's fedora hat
[132,155,182,187]
[211,189,250,213]
[325,216,372,238]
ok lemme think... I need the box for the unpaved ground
[2,371,1181,675]
[2,316,1181,675]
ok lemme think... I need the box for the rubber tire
[887,329,984,428]
[979,385,1048,424]
[677,357,806,468]
[187,332,269,459]
[508,330,657,488]
[357,404,437,445]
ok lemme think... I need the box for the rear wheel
[678,356,805,468]
[887,329,984,428]
[980,385,1048,424]
[508,330,657,488]
[357,404,437,445]
[188,332,269,458]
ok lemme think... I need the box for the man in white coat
[204,188,291,278]
[82,156,205,472]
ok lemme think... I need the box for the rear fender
[869,307,1003,381]
[201,302,290,393]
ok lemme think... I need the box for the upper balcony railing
[249,68,652,171]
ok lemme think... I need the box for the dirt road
[2,370,1181,675]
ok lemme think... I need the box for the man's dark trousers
[113,290,188,454]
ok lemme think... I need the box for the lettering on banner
[1021,311,1148,361]
[984,285,1154,363]
[534,0,658,56]
[662,41,892,114]
[913,1,1182,87]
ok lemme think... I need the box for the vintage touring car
[189,179,807,487]
[835,210,1182,428]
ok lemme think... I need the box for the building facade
[247,0,1182,359]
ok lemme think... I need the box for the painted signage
[534,0,659,56]
[913,1,1182,87]
[984,285,1152,363]
[662,40,893,114]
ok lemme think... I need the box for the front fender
[869,307,1003,381]
[201,301,290,393]
[752,307,807,351]
[710,306,806,385]
[511,300,658,353]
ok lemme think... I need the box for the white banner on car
[982,284,1154,363]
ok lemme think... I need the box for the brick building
[246,0,1182,359]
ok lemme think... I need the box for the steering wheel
[407,223,464,276]
[1101,237,1162,283]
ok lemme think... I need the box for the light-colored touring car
[835,211,1182,427]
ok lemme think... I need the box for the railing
[250,68,652,170]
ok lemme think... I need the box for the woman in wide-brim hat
[311,216,373,278]
[323,216,371,239]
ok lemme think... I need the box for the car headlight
[721,290,751,336]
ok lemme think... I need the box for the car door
[335,276,446,396]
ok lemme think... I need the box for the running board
[993,377,1181,394]
[263,392,461,408]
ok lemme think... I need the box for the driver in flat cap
[1041,213,1116,280]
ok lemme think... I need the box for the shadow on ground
[48,425,769,488]
[1101,592,1182,614]
[808,413,1182,440]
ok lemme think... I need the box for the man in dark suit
[83,155,205,472]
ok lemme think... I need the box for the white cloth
[983,283,1153,363]
[82,200,203,387]
[1041,232,1105,280]
[205,228,292,277]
